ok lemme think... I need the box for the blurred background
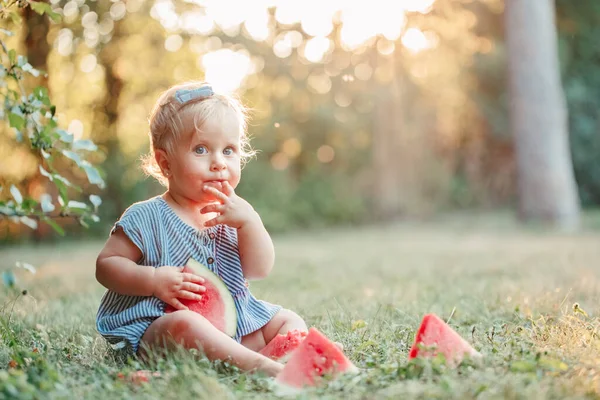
[1,0,599,243]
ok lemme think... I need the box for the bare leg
[139,310,283,377]
[242,309,308,352]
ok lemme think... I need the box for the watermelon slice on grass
[275,328,358,392]
[408,313,481,367]
[164,258,238,337]
[259,329,308,363]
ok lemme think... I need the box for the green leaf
[72,139,98,151]
[8,49,16,65]
[67,200,88,210]
[54,174,72,187]
[82,165,106,189]
[39,165,53,181]
[8,111,25,131]
[47,11,61,23]
[20,216,38,230]
[43,217,65,236]
[40,194,55,213]
[30,1,53,15]
[34,85,49,100]
[62,150,82,165]
[8,11,21,25]
[10,185,22,204]
[22,63,40,77]
[17,55,27,67]
[0,205,13,215]
[56,129,74,144]
[2,271,16,288]
[53,179,69,206]
[89,194,102,208]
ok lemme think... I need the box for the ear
[155,149,171,177]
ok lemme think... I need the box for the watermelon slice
[164,258,237,337]
[408,313,481,367]
[259,329,308,363]
[275,328,358,391]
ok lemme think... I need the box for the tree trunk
[505,0,580,230]
[24,2,50,87]
[94,20,126,216]
[372,81,404,219]
[23,3,52,240]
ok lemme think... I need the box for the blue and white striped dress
[96,196,282,353]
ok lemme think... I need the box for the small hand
[200,181,259,229]
[152,266,206,310]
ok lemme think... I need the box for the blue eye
[223,147,234,156]
[194,145,208,155]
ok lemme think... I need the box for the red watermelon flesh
[259,329,308,363]
[408,313,481,367]
[164,258,237,337]
[276,328,358,390]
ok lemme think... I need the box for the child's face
[168,111,242,204]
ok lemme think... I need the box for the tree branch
[0,210,81,220]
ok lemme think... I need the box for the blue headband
[174,85,214,104]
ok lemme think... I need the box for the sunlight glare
[244,8,271,42]
[150,0,178,30]
[202,0,245,30]
[301,12,334,37]
[303,37,331,63]
[273,34,293,58]
[202,49,252,93]
[68,119,84,140]
[339,0,406,50]
[274,2,301,25]
[403,0,436,14]
[401,28,429,53]
[149,0,439,64]
[181,11,215,35]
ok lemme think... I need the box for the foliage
[0,1,105,289]
[468,0,600,207]
[0,1,104,239]
[557,0,600,206]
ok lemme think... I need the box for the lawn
[1,214,600,399]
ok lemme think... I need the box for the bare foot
[335,342,344,351]
[257,358,284,377]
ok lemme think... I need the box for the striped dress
[96,196,281,353]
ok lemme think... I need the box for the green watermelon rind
[185,258,238,338]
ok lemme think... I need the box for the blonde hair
[141,81,255,186]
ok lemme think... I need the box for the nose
[210,155,226,172]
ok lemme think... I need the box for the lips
[204,180,225,190]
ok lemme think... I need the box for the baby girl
[95,82,307,377]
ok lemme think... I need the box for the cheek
[229,161,241,185]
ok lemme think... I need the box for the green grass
[2,215,600,399]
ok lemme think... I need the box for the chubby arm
[96,229,206,309]
[201,182,275,280]
[95,229,155,296]
[237,213,275,280]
